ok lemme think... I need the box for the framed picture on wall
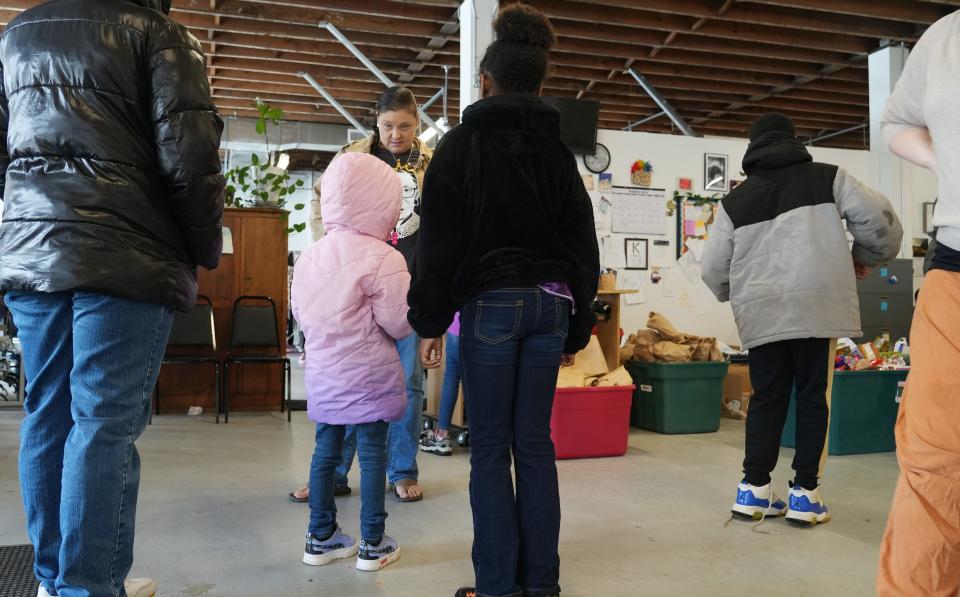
[923,202,936,235]
[704,153,728,192]
[624,238,649,270]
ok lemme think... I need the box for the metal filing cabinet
[854,259,914,343]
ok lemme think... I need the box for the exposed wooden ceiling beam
[526,0,928,37]
[739,0,950,24]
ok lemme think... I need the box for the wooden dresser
[156,207,288,413]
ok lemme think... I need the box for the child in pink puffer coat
[291,152,412,572]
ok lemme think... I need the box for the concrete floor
[0,381,899,597]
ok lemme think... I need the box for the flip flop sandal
[288,491,308,503]
[392,481,423,503]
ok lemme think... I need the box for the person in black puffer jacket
[408,5,599,597]
[0,2,224,596]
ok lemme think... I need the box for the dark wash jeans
[460,288,568,597]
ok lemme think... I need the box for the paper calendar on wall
[609,186,668,235]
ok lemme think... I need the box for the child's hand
[853,258,870,280]
[420,337,443,369]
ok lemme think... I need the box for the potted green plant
[224,99,306,234]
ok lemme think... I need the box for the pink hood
[321,152,401,241]
[292,152,413,425]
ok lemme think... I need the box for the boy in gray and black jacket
[702,113,902,527]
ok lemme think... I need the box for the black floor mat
[0,544,36,597]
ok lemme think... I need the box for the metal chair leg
[223,362,230,424]
[286,361,292,423]
[280,361,286,415]
[214,362,221,425]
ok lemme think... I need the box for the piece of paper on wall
[690,280,717,315]
[592,196,611,233]
[222,227,234,255]
[651,241,674,269]
[685,238,707,262]
[677,251,702,284]
[620,272,647,305]
[599,173,613,191]
[582,174,596,191]
[611,187,668,235]
[602,236,626,269]
[661,270,677,297]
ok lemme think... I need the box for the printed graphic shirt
[374,145,421,268]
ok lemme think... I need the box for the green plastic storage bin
[781,369,907,455]
[625,361,729,434]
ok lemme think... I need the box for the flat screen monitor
[541,97,599,155]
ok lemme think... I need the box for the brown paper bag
[691,337,717,362]
[596,366,634,387]
[557,367,586,388]
[647,312,687,342]
[653,341,697,363]
[709,342,725,362]
[577,335,609,377]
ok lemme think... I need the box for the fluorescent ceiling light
[418,117,449,142]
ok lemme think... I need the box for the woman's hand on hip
[561,354,576,368]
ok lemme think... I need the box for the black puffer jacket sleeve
[0,58,8,201]
[148,22,224,270]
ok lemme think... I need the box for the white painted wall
[579,129,881,347]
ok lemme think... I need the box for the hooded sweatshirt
[407,94,600,354]
[291,152,412,425]
[702,133,903,349]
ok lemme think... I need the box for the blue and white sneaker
[357,535,401,571]
[302,527,359,566]
[731,481,787,520]
[786,483,831,526]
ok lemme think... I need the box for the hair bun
[494,4,556,51]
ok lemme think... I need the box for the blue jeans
[335,333,423,486]
[438,332,462,431]
[309,421,389,542]
[5,291,174,597]
[460,288,567,597]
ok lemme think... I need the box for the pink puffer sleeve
[370,250,413,340]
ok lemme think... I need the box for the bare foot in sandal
[394,479,423,502]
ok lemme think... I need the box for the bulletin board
[675,192,721,259]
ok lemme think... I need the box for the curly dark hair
[479,3,556,94]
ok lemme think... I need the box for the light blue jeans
[336,333,423,486]
[5,291,174,597]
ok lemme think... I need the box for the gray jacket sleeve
[833,168,903,267]
[702,203,735,303]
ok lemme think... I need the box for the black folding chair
[152,295,221,423]
[223,296,292,423]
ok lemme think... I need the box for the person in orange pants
[877,270,960,595]
[876,10,960,595]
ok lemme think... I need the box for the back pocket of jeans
[475,300,522,345]
[553,298,570,338]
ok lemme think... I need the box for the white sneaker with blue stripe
[786,483,831,526]
[731,481,787,520]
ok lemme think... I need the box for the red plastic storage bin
[550,385,635,460]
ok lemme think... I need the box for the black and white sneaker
[302,527,358,566]
[356,535,401,571]
[420,431,453,456]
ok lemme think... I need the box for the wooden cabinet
[156,208,288,413]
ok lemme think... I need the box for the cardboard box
[723,364,752,401]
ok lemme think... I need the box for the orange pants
[878,270,960,596]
